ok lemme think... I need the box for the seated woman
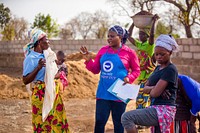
[121,34,179,133]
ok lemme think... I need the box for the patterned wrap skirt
[136,50,156,109]
[31,80,70,133]
[136,82,151,109]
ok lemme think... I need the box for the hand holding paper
[108,78,140,103]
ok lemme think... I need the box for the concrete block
[55,45,62,50]
[15,49,21,53]
[10,49,15,53]
[181,52,193,58]
[193,53,200,59]
[172,52,182,58]
[68,44,76,50]
[190,59,200,66]
[181,38,193,45]
[178,65,191,74]
[75,44,82,52]
[13,44,18,48]
[65,40,73,45]
[176,39,182,45]
[183,45,189,51]
[197,39,200,45]
[93,39,102,45]
[190,46,200,52]
[89,44,98,51]
[62,44,69,50]
[8,45,12,48]
[85,40,94,45]
[50,40,57,45]
[72,40,79,45]
[19,49,23,53]
[60,40,66,45]
[192,39,198,45]
[172,57,182,65]
[3,44,8,49]
[64,50,71,55]
[191,66,200,74]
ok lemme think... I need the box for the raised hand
[80,46,91,61]
[152,14,160,22]
[80,46,89,55]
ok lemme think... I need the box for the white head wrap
[155,34,179,52]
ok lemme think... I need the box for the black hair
[57,51,65,63]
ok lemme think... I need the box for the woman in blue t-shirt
[23,28,70,133]
[121,34,179,133]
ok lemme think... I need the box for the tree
[1,17,29,41]
[1,22,15,41]
[12,17,29,40]
[107,0,155,16]
[152,0,200,38]
[155,21,179,38]
[108,0,200,38]
[0,3,11,29]
[32,13,59,38]
[66,10,114,39]
[72,12,95,39]
[130,0,155,13]
[92,10,111,39]
[61,19,78,40]
[59,26,73,40]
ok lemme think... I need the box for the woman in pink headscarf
[23,28,70,133]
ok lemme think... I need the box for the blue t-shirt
[178,74,200,116]
[23,50,45,82]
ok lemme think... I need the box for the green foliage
[155,22,170,36]
[0,3,11,29]
[1,24,15,41]
[32,13,59,38]
[155,22,180,38]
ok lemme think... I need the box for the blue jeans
[94,99,126,133]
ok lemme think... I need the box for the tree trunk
[184,25,193,38]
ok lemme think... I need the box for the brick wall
[0,38,200,82]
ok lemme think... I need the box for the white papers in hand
[110,78,140,100]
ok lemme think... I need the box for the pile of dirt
[0,52,99,100]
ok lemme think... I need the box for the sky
[2,0,188,38]
[1,0,131,26]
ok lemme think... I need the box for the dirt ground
[0,52,199,133]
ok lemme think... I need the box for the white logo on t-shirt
[103,61,113,72]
